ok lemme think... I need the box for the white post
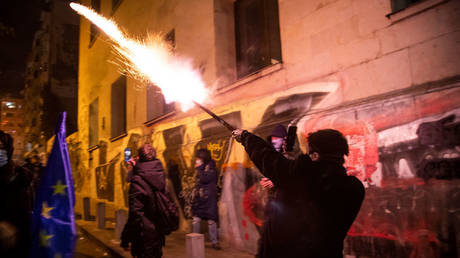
[115,209,127,240]
[186,233,205,258]
[96,202,106,229]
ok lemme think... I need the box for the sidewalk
[76,219,254,258]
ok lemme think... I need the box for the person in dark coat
[232,128,365,258]
[191,148,221,250]
[0,131,32,258]
[23,154,45,203]
[121,144,166,258]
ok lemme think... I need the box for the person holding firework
[232,128,365,258]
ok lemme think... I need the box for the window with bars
[165,29,175,49]
[89,98,99,147]
[145,85,175,124]
[234,0,282,78]
[391,0,423,12]
[145,30,176,125]
[112,0,122,14]
[110,76,127,139]
[89,0,101,47]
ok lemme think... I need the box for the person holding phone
[121,144,167,258]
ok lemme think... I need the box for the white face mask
[0,149,8,167]
[271,138,283,152]
[195,158,203,168]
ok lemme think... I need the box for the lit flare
[70,2,208,110]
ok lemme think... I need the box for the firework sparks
[70,2,208,110]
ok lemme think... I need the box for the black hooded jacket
[192,160,218,221]
[124,159,166,257]
[0,161,32,258]
[241,132,365,258]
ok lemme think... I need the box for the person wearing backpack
[191,148,221,250]
[122,143,174,258]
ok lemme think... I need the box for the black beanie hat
[0,130,14,160]
[307,129,348,163]
[271,125,287,138]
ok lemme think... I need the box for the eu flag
[30,112,76,258]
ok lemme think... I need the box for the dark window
[391,0,423,12]
[165,29,175,49]
[89,0,101,46]
[89,98,99,147]
[234,0,282,78]
[146,85,175,123]
[111,76,127,139]
[112,0,122,14]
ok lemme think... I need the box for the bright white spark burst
[70,2,208,111]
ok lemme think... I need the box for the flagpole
[193,101,236,132]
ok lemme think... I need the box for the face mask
[271,138,283,152]
[0,149,8,167]
[195,158,203,168]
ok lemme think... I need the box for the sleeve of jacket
[129,180,145,235]
[241,132,294,186]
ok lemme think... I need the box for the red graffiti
[242,184,266,227]
[302,117,379,184]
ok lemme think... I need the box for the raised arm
[234,130,294,186]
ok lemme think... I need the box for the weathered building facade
[24,0,79,154]
[0,97,25,161]
[74,0,460,256]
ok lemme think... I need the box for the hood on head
[134,159,165,190]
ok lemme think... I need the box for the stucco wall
[73,0,460,256]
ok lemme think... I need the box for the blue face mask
[0,149,8,167]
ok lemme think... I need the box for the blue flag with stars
[30,112,76,258]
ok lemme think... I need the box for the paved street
[75,229,110,258]
[76,219,254,258]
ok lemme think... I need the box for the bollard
[83,197,91,221]
[115,209,128,240]
[186,233,205,258]
[97,202,106,229]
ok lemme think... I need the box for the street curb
[77,223,130,258]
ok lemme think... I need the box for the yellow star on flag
[52,179,67,196]
[41,202,55,219]
[39,230,53,247]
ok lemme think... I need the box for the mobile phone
[124,148,132,162]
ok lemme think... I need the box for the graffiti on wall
[68,139,88,192]
[72,80,460,257]
[161,112,242,219]
[162,125,190,215]
[218,93,327,252]
[299,86,460,257]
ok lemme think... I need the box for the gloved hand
[232,129,246,143]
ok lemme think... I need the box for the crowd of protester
[0,122,365,258]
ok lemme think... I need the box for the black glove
[232,129,248,143]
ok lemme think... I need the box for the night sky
[0,0,42,97]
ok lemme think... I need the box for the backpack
[154,189,179,235]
